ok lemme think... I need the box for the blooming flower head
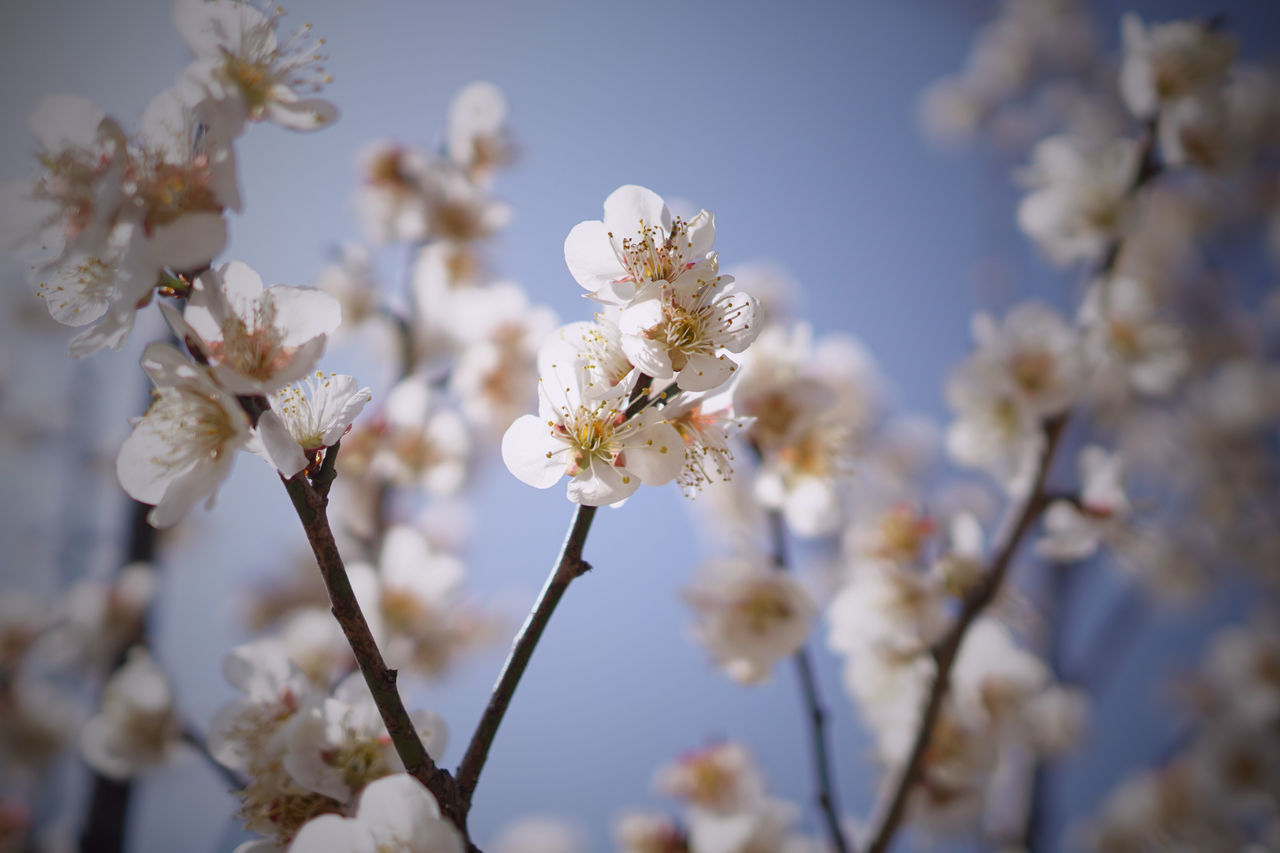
[175,0,338,134]
[268,372,371,455]
[618,262,759,392]
[168,260,341,395]
[116,342,252,527]
[564,184,715,306]
[501,341,684,505]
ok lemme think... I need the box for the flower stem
[865,414,1068,853]
[765,509,850,853]
[455,503,598,814]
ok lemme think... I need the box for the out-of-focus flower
[682,555,815,684]
[655,742,765,815]
[489,815,586,853]
[1017,135,1138,267]
[80,648,183,779]
[288,773,463,853]
[282,672,446,804]
[1119,14,1235,119]
[447,81,514,185]
[175,0,337,134]
[1037,445,1131,562]
[615,812,689,853]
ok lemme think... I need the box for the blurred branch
[865,414,1068,853]
[765,508,851,853]
[455,504,598,811]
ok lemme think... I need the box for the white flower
[1037,445,1130,562]
[1119,14,1235,119]
[376,525,490,677]
[207,638,319,774]
[490,816,586,853]
[354,141,430,245]
[615,813,688,853]
[655,742,765,814]
[683,555,815,684]
[618,261,759,392]
[686,798,797,853]
[175,0,337,134]
[945,348,1045,494]
[1017,135,1138,267]
[971,301,1082,417]
[419,158,511,243]
[268,372,371,453]
[501,342,683,505]
[1079,277,1187,401]
[168,260,341,395]
[372,377,472,495]
[289,773,463,853]
[564,184,715,307]
[80,648,183,779]
[449,284,558,436]
[116,343,264,527]
[316,243,380,330]
[663,387,749,495]
[446,81,513,184]
[9,93,128,268]
[282,672,446,804]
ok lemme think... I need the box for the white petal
[676,352,735,392]
[603,185,670,236]
[619,421,683,486]
[289,816,376,853]
[269,285,342,346]
[501,415,566,489]
[257,410,308,477]
[566,456,638,505]
[563,220,620,293]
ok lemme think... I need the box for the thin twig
[277,444,470,839]
[865,414,1068,853]
[765,509,850,853]
[455,504,598,814]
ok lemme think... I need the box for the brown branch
[455,503,598,816]
[865,414,1068,853]
[278,444,471,840]
[765,509,850,853]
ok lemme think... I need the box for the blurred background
[1,1,1277,851]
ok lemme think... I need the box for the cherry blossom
[167,260,341,395]
[1119,14,1235,119]
[175,0,337,134]
[564,184,715,307]
[501,341,683,505]
[79,648,183,779]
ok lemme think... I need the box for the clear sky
[1,1,1277,851]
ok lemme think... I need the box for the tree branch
[278,446,471,839]
[865,414,1068,853]
[765,509,850,853]
[455,504,598,815]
